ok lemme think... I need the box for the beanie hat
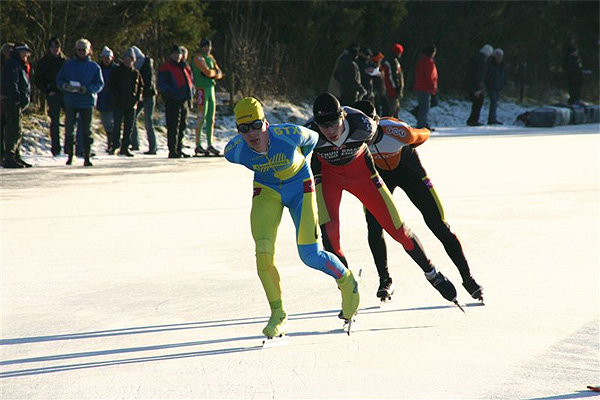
[13,43,32,53]
[48,37,61,48]
[480,44,493,57]
[170,44,182,54]
[392,43,403,56]
[493,48,504,58]
[234,97,265,125]
[200,38,212,48]
[371,52,384,63]
[313,93,342,124]
[123,47,136,60]
[352,100,376,120]
[100,46,113,58]
[130,45,144,60]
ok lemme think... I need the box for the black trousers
[65,107,93,156]
[46,92,64,155]
[164,99,188,154]
[113,107,135,151]
[2,100,23,159]
[467,91,484,124]
[365,146,472,282]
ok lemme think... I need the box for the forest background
[1,0,599,106]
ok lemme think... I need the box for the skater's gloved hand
[77,86,88,94]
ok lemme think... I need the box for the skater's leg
[315,170,347,266]
[195,88,206,152]
[288,178,359,319]
[205,86,216,147]
[251,183,285,310]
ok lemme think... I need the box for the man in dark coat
[563,46,584,105]
[1,43,32,168]
[485,48,506,125]
[158,44,193,158]
[464,44,493,126]
[35,37,66,156]
[335,47,367,106]
[107,47,143,157]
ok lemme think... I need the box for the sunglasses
[237,119,264,133]
[317,118,340,129]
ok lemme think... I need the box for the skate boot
[425,268,457,302]
[262,307,288,338]
[376,277,395,301]
[337,269,360,320]
[462,276,484,303]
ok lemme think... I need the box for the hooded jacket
[1,50,31,107]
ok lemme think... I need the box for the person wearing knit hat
[224,96,360,338]
[1,42,32,168]
[95,45,117,153]
[412,44,438,130]
[307,92,463,309]
[106,46,143,157]
[34,37,67,156]
[158,43,193,158]
[380,42,405,117]
[129,45,158,155]
[191,37,223,156]
[485,48,506,125]
[464,44,494,126]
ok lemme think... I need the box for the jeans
[99,111,114,149]
[65,108,93,156]
[467,91,484,124]
[131,97,157,153]
[416,90,431,129]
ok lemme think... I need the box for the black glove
[78,86,87,94]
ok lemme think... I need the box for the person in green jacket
[191,38,223,156]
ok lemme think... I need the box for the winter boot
[462,276,483,300]
[207,145,221,156]
[262,307,287,338]
[376,277,395,300]
[84,149,93,167]
[194,145,207,157]
[425,268,457,302]
[337,269,360,320]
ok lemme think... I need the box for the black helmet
[352,100,376,119]
[313,93,343,124]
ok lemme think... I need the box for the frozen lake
[1,124,599,399]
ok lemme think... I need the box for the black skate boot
[425,269,457,302]
[376,277,395,302]
[462,276,484,303]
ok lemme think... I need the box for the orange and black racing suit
[368,117,474,283]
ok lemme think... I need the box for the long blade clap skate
[426,268,466,313]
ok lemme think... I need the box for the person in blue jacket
[56,38,104,166]
[224,97,360,338]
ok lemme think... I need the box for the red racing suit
[307,107,436,273]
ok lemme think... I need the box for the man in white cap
[464,44,493,126]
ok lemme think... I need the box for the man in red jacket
[413,44,438,130]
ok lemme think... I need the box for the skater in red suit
[306,92,459,305]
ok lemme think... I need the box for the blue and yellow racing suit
[224,123,347,311]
